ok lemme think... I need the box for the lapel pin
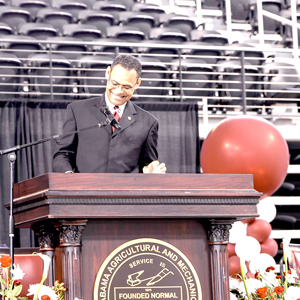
[128,116,132,120]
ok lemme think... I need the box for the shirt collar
[104,93,126,118]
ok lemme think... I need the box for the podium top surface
[13,173,260,201]
[10,173,261,226]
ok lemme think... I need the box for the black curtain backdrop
[0,100,200,247]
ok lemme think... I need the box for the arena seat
[52,0,88,22]
[262,61,300,104]
[76,54,113,97]
[106,25,145,42]
[118,11,157,39]
[0,6,31,33]
[18,22,58,39]
[27,53,73,99]
[225,43,266,66]
[149,27,188,43]
[182,41,224,65]
[62,23,102,40]
[11,0,48,21]
[92,1,127,13]
[220,0,253,23]
[131,3,165,16]
[171,58,217,102]
[217,59,263,110]
[78,9,115,35]
[190,29,228,45]
[0,35,43,62]
[36,7,73,34]
[46,36,87,63]
[159,13,196,38]
[249,0,282,34]
[0,52,23,99]
[92,37,133,54]
[137,39,180,63]
[0,22,14,35]
[134,56,169,101]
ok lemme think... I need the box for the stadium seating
[134,56,169,101]
[0,6,31,32]
[46,36,87,63]
[149,27,188,43]
[62,23,102,40]
[0,52,23,98]
[36,7,73,34]
[106,25,145,41]
[18,22,58,39]
[92,37,133,54]
[159,13,196,38]
[171,57,217,102]
[76,54,113,96]
[11,0,48,21]
[27,53,72,99]
[190,29,229,45]
[118,11,157,38]
[78,9,116,35]
[217,59,264,110]
[0,35,43,62]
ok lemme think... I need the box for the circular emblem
[94,238,202,300]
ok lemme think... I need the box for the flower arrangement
[230,266,300,299]
[230,237,300,300]
[0,254,66,300]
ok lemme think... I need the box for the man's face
[105,64,141,106]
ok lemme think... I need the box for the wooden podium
[11,173,260,300]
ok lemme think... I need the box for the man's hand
[143,160,166,173]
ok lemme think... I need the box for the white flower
[285,286,300,300]
[260,270,279,287]
[37,253,51,280]
[11,263,25,280]
[285,268,298,284]
[241,278,265,295]
[27,284,58,300]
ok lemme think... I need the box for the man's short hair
[111,54,142,78]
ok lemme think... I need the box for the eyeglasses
[107,74,139,92]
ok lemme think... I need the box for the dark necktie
[112,105,120,133]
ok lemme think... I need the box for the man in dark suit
[53,54,166,174]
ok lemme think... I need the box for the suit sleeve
[138,119,159,173]
[52,104,78,173]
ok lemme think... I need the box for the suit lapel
[112,101,136,137]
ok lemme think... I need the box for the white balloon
[249,253,276,274]
[235,236,261,261]
[229,221,247,244]
[257,198,277,223]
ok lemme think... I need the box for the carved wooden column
[207,220,233,300]
[33,222,58,287]
[56,220,87,300]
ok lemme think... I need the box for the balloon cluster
[228,198,278,275]
[200,116,290,276]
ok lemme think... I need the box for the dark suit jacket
[52,95,159,173]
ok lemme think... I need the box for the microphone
[100,106,121,129]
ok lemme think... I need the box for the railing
[0,37,300,117]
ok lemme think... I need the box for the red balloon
[260,238,279,257]
[228,243,236,257]
[247,219,272,243]
[200,117,289,199]
[228,255,241,276]
[241,218,255,225]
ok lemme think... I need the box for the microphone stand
[0,118,112,266]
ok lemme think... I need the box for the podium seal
[94,238,202,300]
